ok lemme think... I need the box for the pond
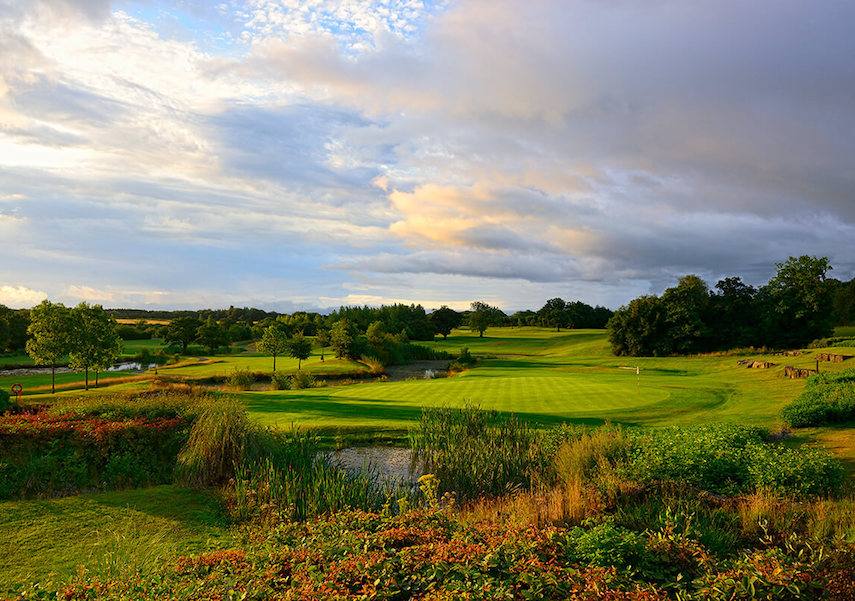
[0,362,156,377]
[324,446,431,486]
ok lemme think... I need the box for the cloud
[0,285,46,308]
[0,0,853,312]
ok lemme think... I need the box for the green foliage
[781,368,855,427]
[67,302,122,391]
[763,255,835,347]
[746,444,844,496]
[162,316,201,354]
[194,317,229,354]
[256,324,289,371]
[25,300,71,394]
[429,305,461,340]
[467,300,500,337]
[1,408,192,499]
[225,367,255,390]
[289,370,316,390]
[552,424,845,498]
[330,318,358,359]
[559,519,647,569]
[538,297,572,331]
[608,256,836,356]
[16,504,855,600]
[270,370,291,390]
[287,330,312,370]
[409,405,544,499]
[0,388,11,413]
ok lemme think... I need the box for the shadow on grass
[245,393,639,431]
[84,485,228,527]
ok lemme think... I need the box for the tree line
[607,256,848,357]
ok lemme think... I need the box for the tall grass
[409,405,545,500]
[175,397,400,522]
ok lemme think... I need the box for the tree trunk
[273,354,276,372]
[51,363,56,394]
[298,358,302,370]
[95,371,99,388]
[85,367,89,391]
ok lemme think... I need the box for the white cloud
[0,285,46,308]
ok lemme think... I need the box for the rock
[783,365,817,379]
[816,353,853,363]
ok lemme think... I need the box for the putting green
[241,328,851,431]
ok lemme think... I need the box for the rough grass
[0,485,230,591]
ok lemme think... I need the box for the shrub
[551,424,845,498]
[0,409,192,498]
[781,369,855,427]
[0,389,11,413]
[270,371,291,390]
[747,444,844,496]
[226,368,255,391]
[290,370,316,390]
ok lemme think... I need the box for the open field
[240,327,855,433]
[0,485,230,589]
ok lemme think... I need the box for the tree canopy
[607,256,837,356]
[25,300,71,394]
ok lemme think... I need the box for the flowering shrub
[17,507,848,601]
[0,410,191,499]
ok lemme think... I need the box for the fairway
[242,328,854,431]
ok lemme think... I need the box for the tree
[196,317,229,354]
[429,306,462,340]
[330,319,357,359]
[761,255,834,347]
[257,325,290,371]
[468,301,498,338]
[607,295,668,357]
[315,327,330,362]
[25,300,70,394]
[288,330,313,370]
[538,298,570,331]
[710,277,759,348]
[67,302,121,391]
[164,316,202,353]
[660,275,712,354]
[833,277,855,326]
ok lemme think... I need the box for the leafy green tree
[761,255,834,347]
[68,302,121,391]
[710,277,759,348]
[196,317,229,354]
[25,300,71,394]
[288,330,313,370]
[833,277,855,326]
[315,327,330,362]
[468,301,499,338]
[538,298,571,331]
[607,295,668,357]
[330,318,357,359]
[257,325,289,371]
[429,306,461,340]
[164,316,202,353]
[661,275,712,354]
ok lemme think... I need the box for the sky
[0,0,853,313]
